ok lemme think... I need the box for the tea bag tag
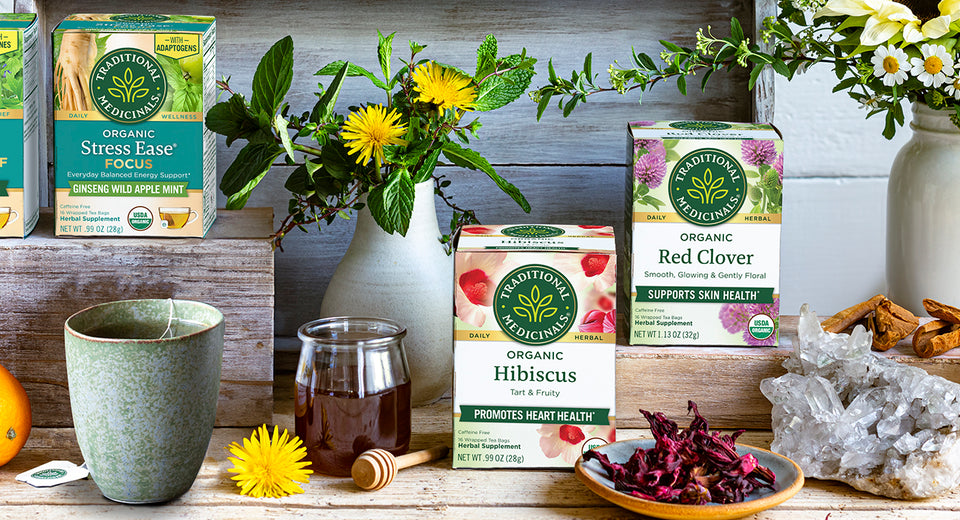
[159,298,176,339]
[16,461,89,487]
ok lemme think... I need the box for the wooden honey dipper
[351,445,449,491]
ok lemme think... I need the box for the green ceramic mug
[64,299,224,504]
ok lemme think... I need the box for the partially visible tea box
[53,14,216,237]
[626,121,782,345]
[0,14,39,238]
[453,224,616,468]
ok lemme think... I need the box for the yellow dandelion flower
[226,424,313,498]
[411,62,477,112]
[340,104,408,169]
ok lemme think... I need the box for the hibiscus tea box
[626,121,782,346]
[0,14,39,238]
[453,224,616,469]
[53,14,216,237]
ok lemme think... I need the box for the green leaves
[474,53,536,111]
[206,32,536,248]
[251,36,294,117]
[476,34,498,80]
[220,142,284,209]
[316,60,387,90]
[473,35,537,112]
[206,94,273,146]
[320,141,354,181]
[155,54,203,112]
[441,142,530,212]
[311,62,349,124]
[378,31,395,87]
[367,168,415,235]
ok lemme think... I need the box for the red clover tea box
[453,224,616,468]
[0,14,39,238]
[626,121,782,346]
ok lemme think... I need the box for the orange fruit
[0,363,30,467]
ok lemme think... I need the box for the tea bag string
[159,299,176,339]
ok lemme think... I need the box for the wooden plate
[575,439,804,520]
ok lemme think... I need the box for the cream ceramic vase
[319,181,453,406]
[887,102,960,314]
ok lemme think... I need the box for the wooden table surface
[4,371,960,520]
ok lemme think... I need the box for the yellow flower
[411,62,477,112]
[226,424,313,498]
[340,104,408,169]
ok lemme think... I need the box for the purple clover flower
[634,149,666,188]
[634,138,664,156]
[719,304,751,334]
[719,298,780,346]
[741,140,777,166]
[773,153,783,184]
[630,120,656,127]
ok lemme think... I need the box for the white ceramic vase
[319,181,453,406]
[887,102,960,314]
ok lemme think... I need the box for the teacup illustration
[159,207,198,229]
[0,207,19,229]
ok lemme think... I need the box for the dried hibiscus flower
[583,401,775,505]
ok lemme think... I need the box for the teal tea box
[626,121,782,346]
[0,14,39,238]
[453,224,616,468]
[53,14,216,237]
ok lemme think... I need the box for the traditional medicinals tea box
[53,14,216,237]
[626,121,782,346]
[0,14,39,238]
[453,224,616,468]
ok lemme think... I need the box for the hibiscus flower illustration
[579,309,616,333]
[577,225,614,237]
[538,423,616,464]
[461,225,497,235]
[455,251,509,327]
[555,253,616,292]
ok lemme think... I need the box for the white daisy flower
[945,76,960,100]
[871,45,909,86]
[910,43,955,88]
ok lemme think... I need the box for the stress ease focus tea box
[0,14,39,238]
[626,121,782,346]
[453,224,616,469]
[54,14,216,237]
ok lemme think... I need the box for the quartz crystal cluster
[760,304,960,499]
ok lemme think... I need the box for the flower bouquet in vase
[207,32,536,405]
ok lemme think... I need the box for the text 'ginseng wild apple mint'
[0,14,39,238]
[626,121,782,346]
[453,224,616,468]
[53,14,215,237]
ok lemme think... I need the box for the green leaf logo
[495,264,576,346]
[669,148,746,226]
[89,48,167,123]
[107,68,149,103]
[686,168,729,205]
[513,285,558,323]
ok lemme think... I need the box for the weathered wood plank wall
[35,0,763,336]
[0,210,275,427]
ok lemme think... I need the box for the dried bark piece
[822,294,886,333]
[868,299,919,351]
[913,320,957,356]
[924,328,960,358]
[922,299,960,324]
